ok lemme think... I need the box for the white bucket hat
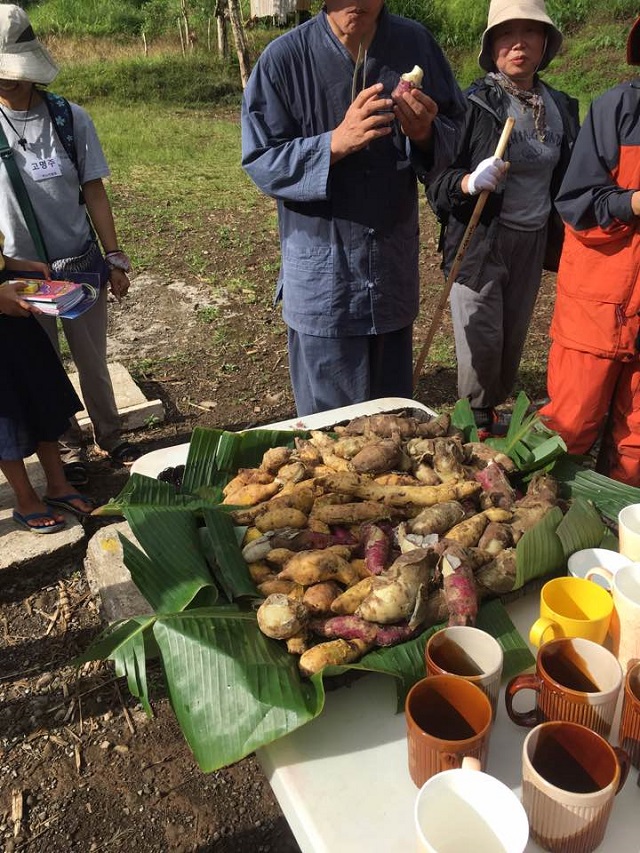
[0,4,58,85]
[478,0,563,73]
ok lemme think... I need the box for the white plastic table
[256,594,640,853]
[130,399,639,852]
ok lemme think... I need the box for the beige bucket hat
[478,0,563,73]
[0,4,58,85]
[627,17,640,65]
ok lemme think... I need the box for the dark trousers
[287,325,414,417]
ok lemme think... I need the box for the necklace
[0,87,35,150]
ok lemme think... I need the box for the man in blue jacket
[241,0,465,416]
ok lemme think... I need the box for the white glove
[467,156,507,196]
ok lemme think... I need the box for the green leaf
[200,509,257,601]
[485,392,567,473]
[153,607,324,772]
[121,507,218,612]
[73,615,156,665]
[560,469,640,523]
[451,398,479,442]
[515,506,565,589]
[555,498,605,559]
[112,626,153,716]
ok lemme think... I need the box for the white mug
[618,504,640,561]
[567,548,630,587]
[585,563,640,673]
[414,756,529,853]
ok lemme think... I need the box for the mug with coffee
[522,721,629,853]
[585,562,640,673]
[405,674,492,788]
[619,659,640,769]
[529,576,613,648]
[505,637,622,738]
[425,626,504,719]
[414,756,529,853]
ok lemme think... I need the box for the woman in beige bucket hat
[0,4,140,493]
[427,0,579,433]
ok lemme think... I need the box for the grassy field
[33,9,639,387]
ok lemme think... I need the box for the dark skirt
[0,314,82,460]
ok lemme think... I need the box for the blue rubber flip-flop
[44,493,96,520]
[13,509,66,534]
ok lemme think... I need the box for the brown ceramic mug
[425,626,504,719]
[619,658,640,769]
[522,721,629,853]
[505,637,622,738]
[405,674,492,788]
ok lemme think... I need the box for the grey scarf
[489,71,546,141]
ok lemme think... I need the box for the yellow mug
[529,576,614,648]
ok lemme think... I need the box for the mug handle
[613,747,630,794]
[529,617,560,647]
[461,756,482,772]
[584,567,614,589]
[505,674,540,727]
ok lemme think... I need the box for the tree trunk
[217,15,229,58]
[227,0,251,88]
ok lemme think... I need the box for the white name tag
[25,150,62,181]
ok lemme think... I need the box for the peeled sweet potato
[257,594,308,639]
[409,501,465,536]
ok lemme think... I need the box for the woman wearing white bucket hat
[0,4,140,491]
[427,0,579,434]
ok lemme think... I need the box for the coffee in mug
[619,659,640,768]
[505,637,622,737]
[522,721,629,852]
[405,674,492,788]
[425,626,504,719]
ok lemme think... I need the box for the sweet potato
[248,561,275,585]
[330,577,375,615]
[255,507,308,533]
[413,463,441,485]
[336,414,422,438]
[278,549,359,587]
[350,439,402,474]
[311,501,393,526]
[223,480,280,506]
[286,631,311,655]
[242,534,275,563]
[409,501,466,536]
[361,523,391,575]
[223,468,274,498]
[265,548,296,566]
[432,438,466,484]
[257,594,308,639]
[356,550,436,624]
[299,638,372,675]
[303,581,343,615]
[375,623,418,646]
[258,578,304,598]
[475,461,516,510]
[260,446,292,474]
[275,461,309,485]
[474,548,517,595]
[319,472,480,507]
[463,442,516,473]
[331,435,372,459]
[374,472,420,486]
[444,513,489,548]
[477,522,514,555]
[309,615,378,645]
[440,553,478,627]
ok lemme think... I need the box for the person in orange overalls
[539,16,640,486]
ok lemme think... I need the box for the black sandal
[63,461,89,486]
[109,442,142,467]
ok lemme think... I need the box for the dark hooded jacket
[426,74,579,287]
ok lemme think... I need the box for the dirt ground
[0,202,555,852]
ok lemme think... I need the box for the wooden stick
[412,116,516,389]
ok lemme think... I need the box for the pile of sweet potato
[226,412,560,676]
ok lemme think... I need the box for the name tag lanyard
[0,117,50,263]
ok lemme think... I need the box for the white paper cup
[618,504,640,561]
[568,548,631,588]
[415,758,529,853]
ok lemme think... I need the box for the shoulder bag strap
[0,123,49,263]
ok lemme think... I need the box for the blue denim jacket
[241,8,465,337]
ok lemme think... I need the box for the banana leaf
[485,392,567,472]
[153,607,324,772]
[558,468,640,523]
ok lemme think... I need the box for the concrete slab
[0,495,85,572]
[84,522,153,622]
[69,361,165,433]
